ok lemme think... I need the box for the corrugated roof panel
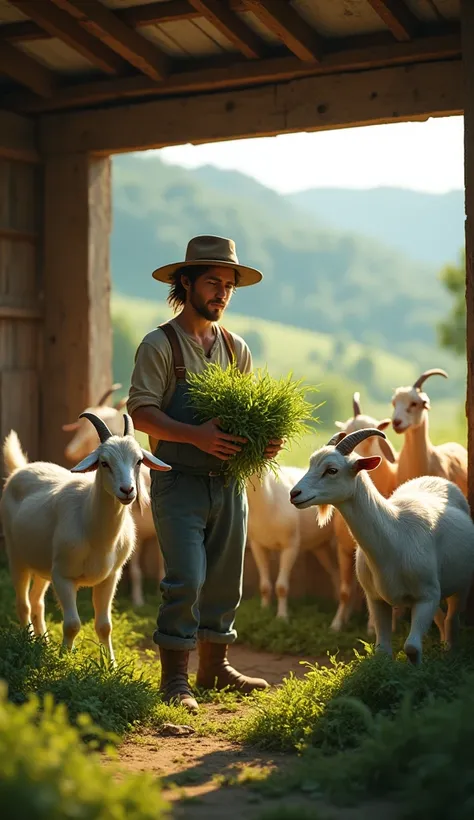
[137,24,188,56]
[293,0,387,37]
[157,19,230,56]
[191,16,240,53]
[405,0,459,20]
[0,1,27,23]
[18,38,97,74]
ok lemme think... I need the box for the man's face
[187,266,237,321]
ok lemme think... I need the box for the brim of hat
[152,258,263,287]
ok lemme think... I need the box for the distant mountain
[286,186,464,267]
[110,154,460,379]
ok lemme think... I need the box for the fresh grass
[187,361,317,488]
[0,681,169,819]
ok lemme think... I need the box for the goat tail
[3,430,28,475]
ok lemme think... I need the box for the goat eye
[100,461,110,469]
[410,402,417,409]
[325,467,338,476]
[137,458,143,466]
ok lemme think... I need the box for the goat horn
[412,369,448,391]
[326,431,347,447]
[335,428,387,456]
[79,412,113,443]
[352,391,361,417]
[123,413,134,438]
[97,383,122,406]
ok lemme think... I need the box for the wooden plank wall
[0,154,42,480]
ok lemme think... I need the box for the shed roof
[0,1,461,115]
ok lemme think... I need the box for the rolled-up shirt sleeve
[126,340,170,417]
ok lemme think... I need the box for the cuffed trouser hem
[197,628,237,644]
[152,630,197,651]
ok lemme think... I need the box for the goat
[289,428,474,665]
[392,369,467,497]
[246,465,339,620]
[0,412,171,662]
[330,392,398,632]
[62,389,163,607]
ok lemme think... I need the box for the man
[127,235,282,713]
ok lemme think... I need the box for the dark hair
[167,264,240,313]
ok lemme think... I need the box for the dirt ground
[105,646,403,820]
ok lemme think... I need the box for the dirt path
[105,646,403,819]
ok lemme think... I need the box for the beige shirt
[127,319,252,450]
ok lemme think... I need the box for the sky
[146,115,464,196]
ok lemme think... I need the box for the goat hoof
[405,644,421,666]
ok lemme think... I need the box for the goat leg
[92,571,121,666]
[275,540,299,620]
[366,596,393,657]
[405,597,440,666]
[249,542,272,609]
[52,571,81,651]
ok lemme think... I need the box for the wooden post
[41,153,112,466]
[462,0,474,622]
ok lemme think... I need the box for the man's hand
[191,418,247,461]
[264,438,284,460]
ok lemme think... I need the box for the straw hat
[152,235,262,287]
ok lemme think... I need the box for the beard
[189,288,225,321]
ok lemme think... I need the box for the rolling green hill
[111,153,461,381]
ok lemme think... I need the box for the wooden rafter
[187,0,264,59]
[3,30,460,114]
[9,0,128,75]
[47,0,168,81]
[39,59,462,157]
[366,0,419,42]
[244,0,322,61]
[0,39,55,96]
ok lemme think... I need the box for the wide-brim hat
[152,235,262,287]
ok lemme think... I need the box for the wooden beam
[187,0,264,59]
[8,31,460,114]
[42,153,112,465]
[0,39,56,96]
[366,0,419,42]
[0,109,38,163]
[9,0,129,75]
[462,0,474,523]
[40,58,462,156]
[48,0,169,81]
[245,0,322,62]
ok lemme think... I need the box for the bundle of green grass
[187,361,317,489]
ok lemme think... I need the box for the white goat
[289,428,474,665]
[392,369,468,497]
[1,412,170,662]
[330,392,398,632]
[246,465,339,620]
[62,387,163,607]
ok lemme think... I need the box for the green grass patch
[0,681,169,819]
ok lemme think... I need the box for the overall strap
[159,322,186,383]
[159,321,237,381]
[220,326,236,366]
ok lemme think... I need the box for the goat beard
[317,504,334,527]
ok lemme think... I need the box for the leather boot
[196,641,270,694]
[158,647,199,713]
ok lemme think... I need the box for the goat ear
[62,422,81,432]
[377,419,391,431]
[136,468,150,513]
[70,451,99,473]
[353,456,381,474]
[141,449,172,472]
[334,421,345,430]
[378,437,397,464]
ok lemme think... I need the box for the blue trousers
[150,470,248,651]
